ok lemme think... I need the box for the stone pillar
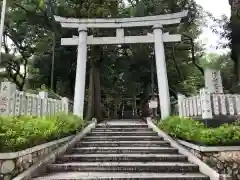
[204,68,223,93]
[39,91,48,116]
[177,94,185,117]
[153,24,171,120]
[73,26,88,118]
[61,97,69,114]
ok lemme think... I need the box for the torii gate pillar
[73,27,88,117]
[153,24,170,119]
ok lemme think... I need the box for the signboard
[211,71,223,93]
[204,68,223,93]
[149,100,158,108]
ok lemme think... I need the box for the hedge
[159,116,240,146]
[0,113,86,152]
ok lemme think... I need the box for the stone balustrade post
[39,91,48,116]
[61,97,69,114]
[177,93,185,117]
[200,88,213,119]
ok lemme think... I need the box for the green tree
[227,0,240,83]
[21,0,207,119]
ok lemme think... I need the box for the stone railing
[0,136,73,180]
[146,118,231,180]
[178,140,240,180]
[178,88,240,119]
[0,81,69,116]
[12,119,97,180]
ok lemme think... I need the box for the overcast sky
[195,0,231,54]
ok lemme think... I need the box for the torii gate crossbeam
[54,11,187,28]
[61,33,181,45]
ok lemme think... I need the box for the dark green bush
[159,116,240,146]
[0,113,86,152]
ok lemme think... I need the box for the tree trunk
[47,68,52,88]
[235,56,240,83]
[18,82,25,91]
[85,46,103,121]
[132,94,137,119]
[114,103,118,119]
[230,0,240,83]
[91,46,104,121]
[94,65,103,121]
[53,75,57,93]
[140,84,151,118]
[85,67,95,120]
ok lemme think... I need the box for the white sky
[195,0,231,54]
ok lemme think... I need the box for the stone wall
[0,136,72,180]
[179,140,240,180]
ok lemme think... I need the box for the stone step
[75,140,170,147]
[89,131,157,136]
[82,136,163,141]
[57,154,188,162]
[47,162,199,173]
[92,128,152,132]
[33,172,209,180]
[96,124,149,128]
[69,147,178,154]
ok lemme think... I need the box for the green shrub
[158,116,204,142]
[0,113,86,152]
[159,116,240,146]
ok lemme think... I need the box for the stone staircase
[33,120,210,180]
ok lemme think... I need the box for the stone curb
[146,117,232,180]
[12,118,97,180]
[177,139,240,152]
[0,136,73,159]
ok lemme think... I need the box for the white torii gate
[54,11,188,119]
